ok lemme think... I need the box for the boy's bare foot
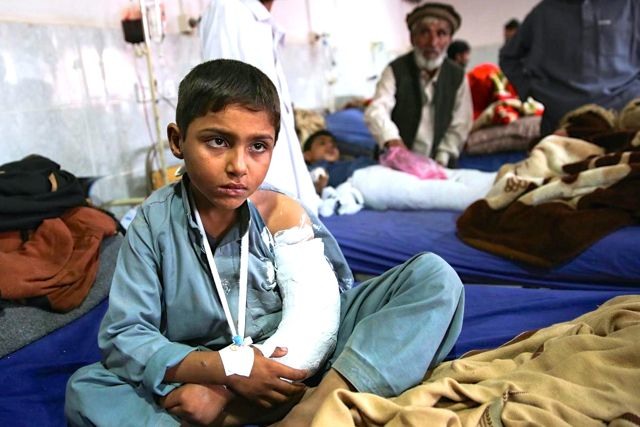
[159,383,232,426]
[271,369,353,426]
[218,389,307,426]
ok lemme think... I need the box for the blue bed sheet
[321,209,640,290]
[0,299,107,427]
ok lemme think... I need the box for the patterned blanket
[456,132,640,268]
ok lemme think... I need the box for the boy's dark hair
[504,18,520,30]
[175,59,281,138]
[447,39,470,59]
[302,129,336,152]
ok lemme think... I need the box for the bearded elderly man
[365,2,472,168]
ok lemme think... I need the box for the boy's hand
[225,346,307,408]
[314,174,329,195]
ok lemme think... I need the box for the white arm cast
[253,224,341,376]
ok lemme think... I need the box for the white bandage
[218,342,255,377]
[254,225,341,376]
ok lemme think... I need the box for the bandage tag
[219,336,254,376]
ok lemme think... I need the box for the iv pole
[140,0,170,188]
[100,0,168,210]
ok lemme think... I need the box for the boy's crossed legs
[66,253,463,426]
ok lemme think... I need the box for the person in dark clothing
[447,39,471,69]
[503,18,519,43]
[500,0,640,136]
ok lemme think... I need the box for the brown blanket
[456,133,640,268]
[311,295,640,426]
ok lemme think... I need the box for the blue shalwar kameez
[65,178,464,426]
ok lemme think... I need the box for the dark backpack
[0,155,87,232]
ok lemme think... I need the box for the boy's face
[304,134,340,163]
[168,104,275,214]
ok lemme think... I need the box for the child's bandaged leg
[254,225,340,376]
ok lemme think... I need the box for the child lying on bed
[303,130,497,215]
[65,59,465,427]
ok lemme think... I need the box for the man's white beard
[414,49,446,71]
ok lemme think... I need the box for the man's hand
[435,151,455,168]
[225,347,307,408]
[383,138,406,149]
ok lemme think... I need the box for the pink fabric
[379,146,448,180]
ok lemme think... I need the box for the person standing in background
[200,0,319,212]
[447,39,471,69]
[364,2,473,168]
[503,18,519,43]
[500,0,640,136]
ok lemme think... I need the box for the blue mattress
[321,209,640,290]
[0,300,108,427]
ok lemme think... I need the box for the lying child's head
[168,59,281,211]
[303,130,340,163]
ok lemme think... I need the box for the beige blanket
[312,295,640,426]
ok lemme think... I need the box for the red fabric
[0,207,117,312]
[467,63,518,119]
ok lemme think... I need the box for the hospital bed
[2,221,637,426]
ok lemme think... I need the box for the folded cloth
[0,207,118,312]
[464,116,541,155]
[318,182,364,217]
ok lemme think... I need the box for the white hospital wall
[0,0,538,214]
[274,0,539,108]
[0,0,205,213]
